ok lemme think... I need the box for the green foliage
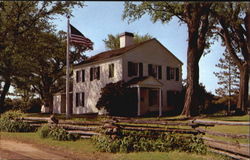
[2,98,42,113]
[96,81,137,116]
[214,50,240,97]
[0,110,33,132]
[92,131,207,154]
[103,33,153,50]
[0,1,85,110]
[37,124,51,138]
[37,124,80,141]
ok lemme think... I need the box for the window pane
[76,71,80,83]
[82,70,85,82]
[170,68,175,79]
[176,68,179,81]
[166,66,170,80]
[158,65,162,79]
[109,64,114,78]
[90,68,93,81]
[139,63,143,77]
[76,93,79,107]
[81,92,84,107]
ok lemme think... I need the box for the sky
[53,1,225,94]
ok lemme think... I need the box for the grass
[205,135,249,144]
[0,131,229,160]
[113,151,230,160]
[205,125,249,134]
[202,114,249,122]
[0,132,96,153]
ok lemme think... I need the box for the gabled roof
[74,38,183,68]
[127,76,163,87]
[74,39,155,67]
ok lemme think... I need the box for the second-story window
[81,70,85,82]
[109,63,114,78]
[76,70,81,83]
[128,61,138,77]
[148,64,162,79]
[90,66,100,81]
[167,66,175,80]
[175,68,179,81]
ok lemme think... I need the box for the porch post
[159,88,162,117]
[137,85,141,116]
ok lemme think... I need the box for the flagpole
[66,15,71,119]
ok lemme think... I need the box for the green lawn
[202,114,249,122]
[205,125,249,134]
[205,135,249,144]
[113,151,230,160]
[0,132,229,160]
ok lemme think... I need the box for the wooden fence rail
[22,116,250,159]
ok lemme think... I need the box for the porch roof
[127,76,163,88]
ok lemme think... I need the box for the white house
[53,32,183,116]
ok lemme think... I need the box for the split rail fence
[22,117,250,160]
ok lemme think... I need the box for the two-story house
[53,32,183,116]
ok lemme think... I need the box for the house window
[81,92,85,107]
[76,92,80,107]
[76,70,81,83]
[139,63,143,77]
[148,64,157,78]
[82,70,85,82]
[149,90,158,106]
[109,63,114,78]
[166,66,175,80]
[175,68,179,81]
[170,68,175,79]
[90,66,100,81]
[158,66,162,79]
[76,92,84,107]
[128,61,138,77]
[149,64,162,79]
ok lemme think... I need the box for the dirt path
[0,139,73,160]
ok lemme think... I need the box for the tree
[14,31,87,113]
[123,2,214,117]
[213,3,249,113]
[0,1,84,110]
[103,33,153,50]
[214,50,240,113]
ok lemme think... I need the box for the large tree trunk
[0,79,11,112]
[181,24,200,117]
[181,52,200,117]
[237,63,249,113]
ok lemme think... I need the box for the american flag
[69,24,93,50]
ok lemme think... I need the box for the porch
[128,76,163,116]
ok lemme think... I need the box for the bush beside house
[96,81,137,116]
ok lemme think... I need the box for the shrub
[37,124,51,138]
[0,110,34,132]
[1,98,42,113]
[92,131,207,154]
[96,81,137,116]
[37,124,80,141]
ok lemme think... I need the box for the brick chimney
[119,32,134,48]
